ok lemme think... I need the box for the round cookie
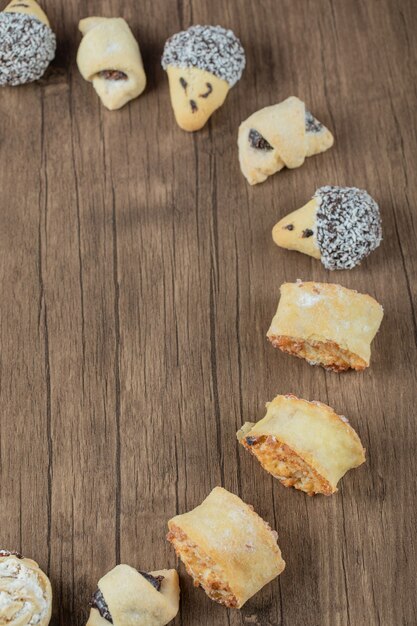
[161,25,245,131]
[0,549,52,625]
[0,0,56,86]
[272,186,382,270]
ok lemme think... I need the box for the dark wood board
[0,0,416,624]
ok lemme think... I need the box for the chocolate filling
[245,436,259,446]
[305,110,323,133]
[98,70,128,81]
[302,229,314,238]
[91,589,113,623]
[0,549,23,559]
[248,129,273,151]
[90,571,164,622]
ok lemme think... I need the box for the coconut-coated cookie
[161,25,245,131]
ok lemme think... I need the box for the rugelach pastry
[167,486,285,608]
[161,25,245,131]
[237,394,366,495]
[238,96,334,184]
[86,564,179,626]
[0,549,52,624]
[267,281,384,372]
[77,17,146,110]
[273,186,382,270]
[0,0,56,86]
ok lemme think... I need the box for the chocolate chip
[179,77,187,91]
[98,70,128,81]
[190,99,198,113]
[91,590,113,623]
[199,82,213,98]
[139,571,164,591]
[0,550,23,559]
[245,437,258,446]
[248,129,273,151]
[284,224,294,231]
[302,229,314,238]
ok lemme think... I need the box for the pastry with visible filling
[0,549,52,625]
[267,281,384,372]
[86,564,179,626]
[161,25,245,131]
[237,394,366,495]
[77,17,146,110]
[238,96,334,185]
[167,486,285,608]
[272,186,382,270]
[0,0,56,86]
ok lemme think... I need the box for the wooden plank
[0,0,416,624]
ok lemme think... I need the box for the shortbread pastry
[0,0,56,86]
[267,281,384,371]
[86,564,179,626]
[237,394,365,495]
[167,487,285,608]
[273,186,382,270]
[161,25,245,131]
[238,96,334,184]
[0,549,52,625]
[77,17,146,110]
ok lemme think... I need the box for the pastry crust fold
[77,17,146,110]
[237,394,366,495]
[238,96,334,185]
[267,281,384,371]
[86,565,179,626]
[167,486,285,608]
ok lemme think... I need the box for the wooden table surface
[1,0,416,624]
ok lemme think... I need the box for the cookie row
[1,385,371,624]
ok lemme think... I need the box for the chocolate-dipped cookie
[161,25,245,131]
[0,549,52,624]
[273,186,382,270]
[86,565,179,626]
[0,0,56,86]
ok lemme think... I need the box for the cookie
[167,487,285,608]
[86,565,179,626]
[0,549,52,624]
[273,186,382,270]
[0,0,56,86]
[238,394,365,495]
[267,281,384,371]
[161,25,245,131]
[77,17,146,110]
[238,96,334,184]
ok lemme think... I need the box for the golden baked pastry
[238,96,334,185]
[237,394,366,495]
[0,549,52,625]
[272,186,382,270]
[86,564,179,626]
[161,25,245,131]
[167,486,285,608]
[77,17,146,110]
[267,281,384,371]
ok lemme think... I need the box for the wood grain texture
[0,0,416,624]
